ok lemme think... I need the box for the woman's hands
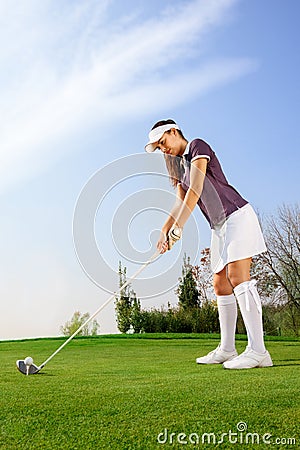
[156,231,169,254]
[167,226,182,250]
[156,226,182,254]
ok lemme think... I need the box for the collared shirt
[180,138,248,228]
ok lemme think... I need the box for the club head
[16,360,40,375]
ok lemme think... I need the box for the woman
[145,119,272,370]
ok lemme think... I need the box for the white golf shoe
[223,347,273,369]
[196,344,238,365]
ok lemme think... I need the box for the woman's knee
[214,283,233,296]
[213,270,233,296]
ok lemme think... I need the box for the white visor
[145,123,180,152]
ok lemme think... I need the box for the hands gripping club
[168,226,182,250]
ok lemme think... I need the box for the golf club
[16,250,159,375]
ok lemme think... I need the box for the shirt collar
[182,141,191,156]
[180,142,191,170]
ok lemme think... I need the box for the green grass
[0,335,299,449]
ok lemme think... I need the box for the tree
[174,252,219,333]
[177,254,200,310]
[192,248,215,304]
[255,204,300,336]
[131,296,143,333]
[60,311,100,336]
[259,204,300,310]
[115,261,139,333]
[250,255,280,303]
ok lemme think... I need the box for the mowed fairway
[1,335,299,449]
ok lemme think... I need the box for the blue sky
[1,0,299,339]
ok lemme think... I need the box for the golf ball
[24,356,33,366]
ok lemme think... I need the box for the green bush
[138,303,220,334]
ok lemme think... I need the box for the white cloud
[0,0,255,192]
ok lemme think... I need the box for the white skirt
[210,203,267,274]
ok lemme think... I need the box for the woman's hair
[165,153,185,188]
[152,119,186,188]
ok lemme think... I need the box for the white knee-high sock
[234,280,266,354]
[217,294,237,352]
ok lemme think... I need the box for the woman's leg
[213,266,233,296]
[227,258,265,353]
[226,258,252,289]
[224,258,273,369]
[196,267,238,364]
[213,267,237,353]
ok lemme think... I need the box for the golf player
[145,119,273,370]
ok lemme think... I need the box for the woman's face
[156,129,185,156]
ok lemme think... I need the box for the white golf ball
[24,356,33,366]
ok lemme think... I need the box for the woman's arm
[162,183,186,235]
[157,184,186,253]
[157,158,207,253]
[174,158,207,229]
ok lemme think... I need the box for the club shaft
[38,251,159,370]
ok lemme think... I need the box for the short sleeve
[189,139,212,163]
